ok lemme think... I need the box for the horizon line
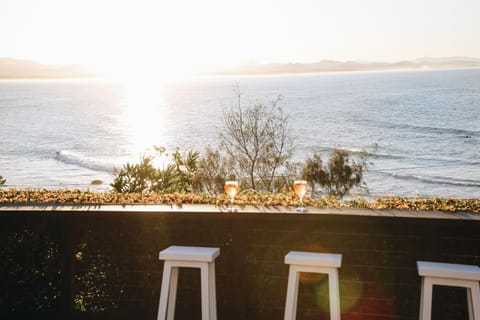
[1,56,480,80]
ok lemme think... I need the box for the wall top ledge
[0,203,478,221]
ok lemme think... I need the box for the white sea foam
[379,171,480,188]
[55,150,117,172]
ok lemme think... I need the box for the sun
[15,0,269,78]
[25,0,234,78]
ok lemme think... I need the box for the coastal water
[0,68,479,198]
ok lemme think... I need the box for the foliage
[167,147,199,193]
[0,229,60,311]
[73,231,120,312]
[111,155,158,193]
[221,87,295,192]
[111,147,199,193]
[193,146,233,195]
[0,189,478,213]
[0,175,6,187]
[301,149,368,198]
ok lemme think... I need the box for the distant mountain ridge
[220,56,480,75]
[0,58,93,79]
[1,56,480,78]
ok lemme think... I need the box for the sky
[1,0,479,77]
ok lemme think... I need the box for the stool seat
[417,261,480,281]
[285,251,342,268]
[158,245,220,320]
[159,245,220,262]
[417,260,480,320]
[284,251,342,320]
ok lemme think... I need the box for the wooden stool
[284,251,342,320]
[157,246,220,320]
[417,261,480,320]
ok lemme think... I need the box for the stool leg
[167,267,179,320]
[328,269,341,320]
[284,266,300,320]
[208,262,217,320]
[158,261,173,320]
[419,277,433,320]
[200,264,211,320]
[468,283,480,320]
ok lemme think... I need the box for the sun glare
[18,0,243,80]
[3,0,480,71]
[119,78,169,155]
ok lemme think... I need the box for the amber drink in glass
[224,180,239,212]
[293,180,307,212]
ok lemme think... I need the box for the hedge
[0,189,478,213]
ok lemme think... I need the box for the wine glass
[224,180,239,212]
[293,180,308,212]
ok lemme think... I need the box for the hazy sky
[1,0,479,76]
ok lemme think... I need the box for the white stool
[284,251,342,320]
[417,261,480,320]
[157,246,220,320]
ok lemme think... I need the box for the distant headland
[0,58,94,79]
[1,56,480,79]
[218,57,480,75]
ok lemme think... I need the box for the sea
[1,68,479,198]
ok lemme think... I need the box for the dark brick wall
[0,208,479,320]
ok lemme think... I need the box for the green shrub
[111,147,199,193]
[301,149,368,198]
[0,189,478,213]
[193,146,232,195]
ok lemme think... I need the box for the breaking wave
[378,171,480,188]
[55,150,117,172]
[370,119,479,138]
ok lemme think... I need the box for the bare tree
[221,87,295,192]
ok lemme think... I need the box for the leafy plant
[301,149,369,198]
[0,175,6,187]
[0,189,478,213]
[111,155,158,193]
[111,147,199,193]
[169,147,199,193]
[193,146,233,195]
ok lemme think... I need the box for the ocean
[1,68,479,198]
